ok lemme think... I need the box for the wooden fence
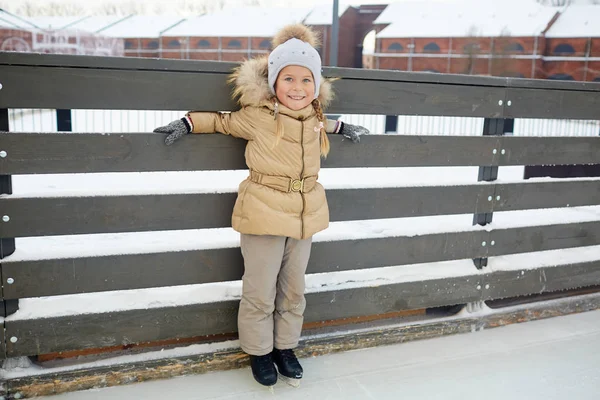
[1,52,600,398]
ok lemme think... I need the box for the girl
[154,24,368,387]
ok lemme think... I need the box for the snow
[16,307,600,399]
[303,3,349,26]
[26,15,86,30]
[375,0,558,38]
[545,5,600,38]
[163,7,309,37]
[0,9,39,29]
[62,15,134,33]
[97,15,186,38]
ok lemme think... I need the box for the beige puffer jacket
[187,55,335,240]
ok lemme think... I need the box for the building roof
[61,15,132,33]
[163,7,309,37]
[375,0,558,38]
[26,15,87,30]
[545,5,600,38]
[97,15,186,38]
[0,9,39,29]
[303,3,349,25]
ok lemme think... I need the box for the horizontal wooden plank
[327,78,505,117]
[504,87,600,120]
[6,292,600,399]
[2,231,489,299]
[6,258,599,357]
[484,261,600,301]
[495,180,600,211]
[4,275,484,357]
[0,64,505,117]
[498,137,600,166]
[0,185,495,238]
[489,221,600,256]
[4,52,600,92]
[0,133,501,174]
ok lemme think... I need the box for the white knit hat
[268,38,322,100]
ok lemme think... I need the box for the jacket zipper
[300,119,306,239]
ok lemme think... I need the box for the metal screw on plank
[498,100,503,106]
[2,215,9,222]
[10,336,18,343]
[477,285,482,290]
[0,82,3,90]
[7,278,14,284]
[491,241,495,246]
[488,196,492,201]
[496,196,501,201]
[482,241,487,247]
[485,284,490,289]
[507,100,512,106]
[0,150,6,158]
[493,149,497,154]
[501,149,506,155]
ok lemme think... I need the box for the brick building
[369,2,600,82]
[543,5,600,81]
[0,10,123,56]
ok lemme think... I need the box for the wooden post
[0,108,18,317]
[472,117,513,269]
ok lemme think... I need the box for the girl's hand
[153,118,191,146]
[339,122,369,143]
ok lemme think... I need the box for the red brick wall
[544,60,586,80]
[590,38,600,57]
[0,29,33,52]
[250,37,271,51]
[124,37,160,58]
[337,7,359,67]
[588,61,600,81]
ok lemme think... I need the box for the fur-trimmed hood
[228,24,334,109]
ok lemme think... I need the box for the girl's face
[275,65,315,111]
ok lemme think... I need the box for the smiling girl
[154,24,368,387]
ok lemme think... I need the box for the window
[147,40,159,49]
[124,41,135,49]
[548,73,574,80]
[424,42,441,52]
[228,40,242,48]
[594,77,600,82]
[504,43,524,52]
[168,40,180,48]
[197,40,211,48]
[387,42,403,51]
[553,43,575,54]
[259,39,271,49]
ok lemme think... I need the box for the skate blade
[278,374,301,388]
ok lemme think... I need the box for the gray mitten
[339,122,369,143]
[153,118,191,146]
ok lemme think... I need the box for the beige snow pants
[238,234,312,356]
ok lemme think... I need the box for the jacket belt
[249,170,317,193]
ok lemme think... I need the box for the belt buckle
[290,179,304,193]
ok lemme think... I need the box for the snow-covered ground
[32,308,600,399]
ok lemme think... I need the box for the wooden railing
[1,51,600,396]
